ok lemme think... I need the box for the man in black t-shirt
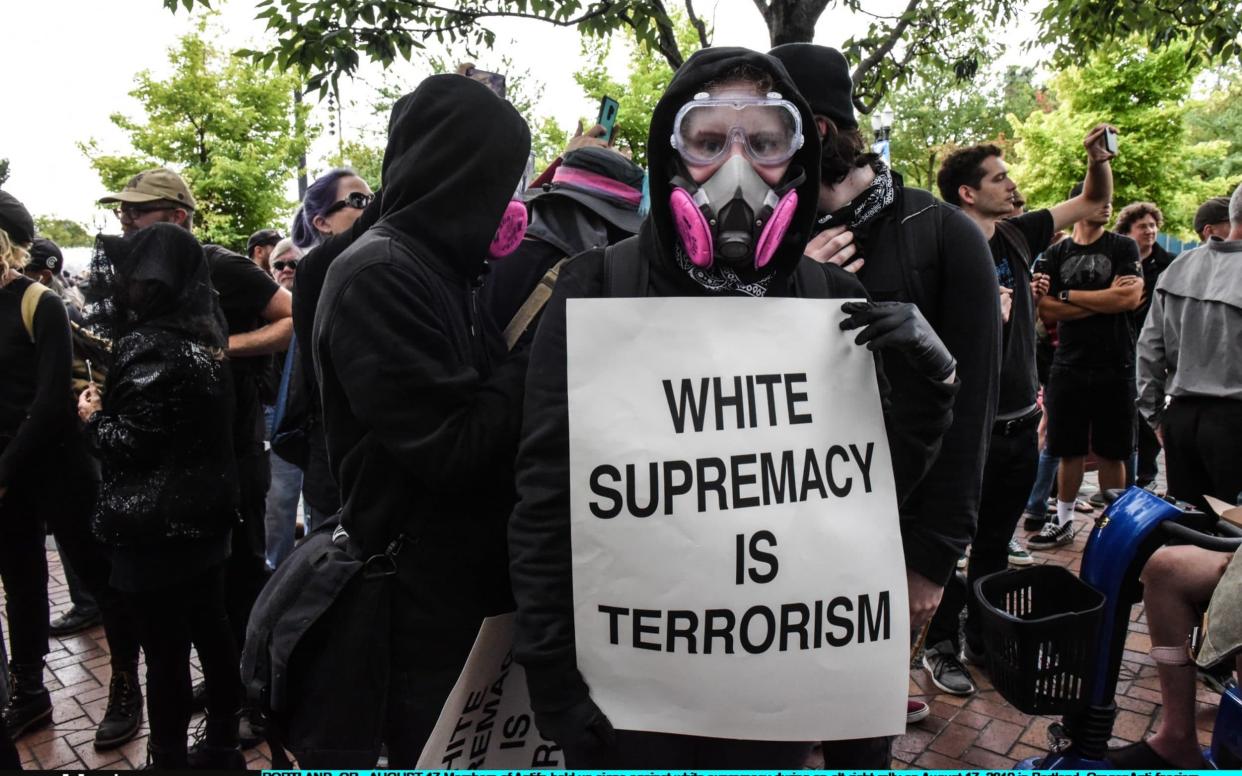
[922,128,1116,696]
[1037,187,1142,548]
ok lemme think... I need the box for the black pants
[0,508,48,668]
[225,453,270,648]
[929,426,1038,652]
[1135,412,1161,484]
[565,730,811,768]
[133,562,240,755]
[382,585,482,767]
[1163,397,1242,512]
[51,517,140,672]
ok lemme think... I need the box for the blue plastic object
[1080,487,1183,702]
[1209,684,1242,768]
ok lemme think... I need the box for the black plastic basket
[975,565,1105,715]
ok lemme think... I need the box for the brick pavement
[2,483,1224,770]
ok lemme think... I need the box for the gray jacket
[1136,238,1242,427]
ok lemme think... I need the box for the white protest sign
[416,613,564,770]
[566,297,908,742]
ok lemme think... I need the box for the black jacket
[508,48,957,714]
[1134,241,1175,332]
[313,75,532,614]
[89,328,238,545]
[848,178,1001,586]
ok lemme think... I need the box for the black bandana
[673,244,775,297]
[816,160,895,232]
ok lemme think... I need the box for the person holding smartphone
[921,124,1115,698]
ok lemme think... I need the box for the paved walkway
[3,484,1224,770]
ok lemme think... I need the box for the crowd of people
[1,41,1240,771]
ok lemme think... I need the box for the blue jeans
[1024,445,1059,514]
[264,450,304,570]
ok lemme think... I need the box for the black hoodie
[509,48,958,714]
[313,75,531,615]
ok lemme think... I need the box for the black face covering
[377,75,532,279]
[87,223,228,349]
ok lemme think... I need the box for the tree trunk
[765,0,831,46]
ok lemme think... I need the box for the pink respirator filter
[488,200,529,259]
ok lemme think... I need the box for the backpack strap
[994,218,1032,269]
[20,282,51,343]
[503,258,569,350]
[602,236,648,297]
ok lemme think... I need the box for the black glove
[534,696,616,764]
[840,301,956,381]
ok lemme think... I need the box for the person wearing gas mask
[312,74,531,766]
[509,48,959,768]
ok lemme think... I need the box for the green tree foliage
[326,52,567,187]
[165,0,1022,116]
[1038,0,1242,70]
[0,158,9,188]
[80,23,312,250]
[1185,67,1242,188]
[34,217,94,248]
[1007,39,1231,238]
[572,12,702,167]
[886,63,1041,191]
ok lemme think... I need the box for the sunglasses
[272,260,300,272]
[323,191,374,216]
[114,204,176,220]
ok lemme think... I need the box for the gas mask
[488,200,528,259]
[669,157,801,270]
[668,92,805,270]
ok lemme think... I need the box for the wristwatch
[1059,290,1071,303]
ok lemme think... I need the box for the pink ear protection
[488,200,528,259]
[669,187,798,270]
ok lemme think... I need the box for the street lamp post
[871,108,895,166]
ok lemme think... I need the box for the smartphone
[597,96,620,143]
[1032,256,1048,276]
[464,66,507,100]
[1103,128,1118,155]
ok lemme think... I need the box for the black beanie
[769,43,857,131]
[0,190,35,246]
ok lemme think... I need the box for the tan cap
[98,167,196,210]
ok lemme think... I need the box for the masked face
[669,86,803,270]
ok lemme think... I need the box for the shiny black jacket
[88,328,238,545]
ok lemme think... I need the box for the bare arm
[1038,295,1093,322]
[1047,124,1117,233]
[227,287,293,357]
[1062,277,1143,314]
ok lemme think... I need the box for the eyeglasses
[113,204,175,221]
[322,191,374,216]
[272,260,300,272]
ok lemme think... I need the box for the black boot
[143,742,188,770]
[2,662,52,739]
[187,712,245,769]
[94,668,143,750]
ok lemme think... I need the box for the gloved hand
[534,696,616,764]
[840,301,956,381]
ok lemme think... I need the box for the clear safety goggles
[670,92,804,167]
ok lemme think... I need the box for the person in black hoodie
[79,224,243,769]
[509,47,959,768]
[312,74,532,765]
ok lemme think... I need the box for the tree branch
[685,0,712,49]
[850,0,921,87]
[750,0,770,20]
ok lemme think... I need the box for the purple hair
[291,167,358,248]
